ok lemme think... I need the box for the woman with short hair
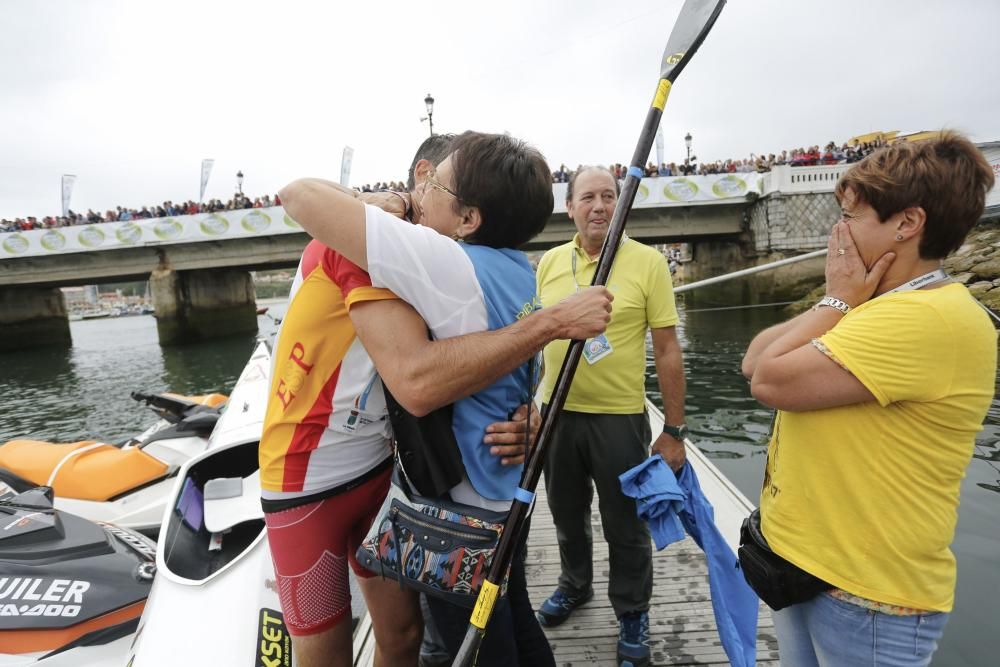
[742,131,996,666]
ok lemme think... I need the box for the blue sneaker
[535,588,593,627]
[617,610,651,667]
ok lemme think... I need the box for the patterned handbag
[356,466,511,608]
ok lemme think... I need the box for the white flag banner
[655,124,665,170]
[61,174,77,217]
[200,159,215,202]
[340,146,354,186]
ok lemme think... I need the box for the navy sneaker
[535,588,594,627]
[617,610,651,667]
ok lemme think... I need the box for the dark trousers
[542,409,653,618]
[426,532,554,667]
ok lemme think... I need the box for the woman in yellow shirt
[741,132,996,667]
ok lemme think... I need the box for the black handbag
[738,508,831,611]
[383,387,465,497]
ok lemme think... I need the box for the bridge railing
[0,207,302,260]
[761,164,847,195]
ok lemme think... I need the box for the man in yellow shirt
[534,166,686,667]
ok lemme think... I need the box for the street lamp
[421,93,435,137]
[236,170,244,195]
[684,132,693,162]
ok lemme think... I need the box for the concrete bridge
[3,150,998,350]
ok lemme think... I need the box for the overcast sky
[1,0,998,220]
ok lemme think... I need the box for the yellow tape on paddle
[470,581,501,629]
[652,79,672,111]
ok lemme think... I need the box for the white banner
[655,124,665,170]
[552,173,765,213]
[199,159,214,203]
[0,206,305,258]
[61,175,76,217]
[340,146,354,186]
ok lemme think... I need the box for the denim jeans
[773,592,949,667]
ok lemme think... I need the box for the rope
[682,301,797,313]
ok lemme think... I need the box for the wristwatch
[662,423,689,440]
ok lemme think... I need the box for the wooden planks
[524,481,780,666]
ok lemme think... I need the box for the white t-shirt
[364,205,511,511]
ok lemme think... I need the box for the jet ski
[0,341,272,538]
[0,486,156,667]
[125,349,290,665]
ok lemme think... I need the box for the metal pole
[674,248,828,294]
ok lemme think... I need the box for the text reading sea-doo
[0,486,156,666]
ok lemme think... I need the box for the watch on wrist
[662,423,688,439]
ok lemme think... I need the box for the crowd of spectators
[1,192,282,233]
[551,137,888,183]
[3,138,890,234]
[354,181,406,193]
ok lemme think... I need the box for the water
[1,300,997,666]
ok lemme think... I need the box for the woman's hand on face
[825,221,895,306]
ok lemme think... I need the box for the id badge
[582,333,613,365]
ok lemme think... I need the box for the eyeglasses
[424,168,460,200]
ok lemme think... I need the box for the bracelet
[812,296,851,314]
[387,191,411,218]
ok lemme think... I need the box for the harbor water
[0,299,997,666]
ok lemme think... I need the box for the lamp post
[684,132,693,162]
[421,93,435,137]
[236,170,244,195]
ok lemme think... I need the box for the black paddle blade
[659,0,727,82]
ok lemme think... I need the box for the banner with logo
[200,159,214,203]
[552,173,765,213]
[340,146,354,186]
[0,206,306,258]
[61,175,77,217]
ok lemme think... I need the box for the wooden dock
[526,480,780,665]
[355,401,781,665]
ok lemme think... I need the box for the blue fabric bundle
[619,455,759,667]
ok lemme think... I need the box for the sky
[1,0,998,220]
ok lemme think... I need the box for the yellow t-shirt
[537,236,678,413]
[760,283,997,612]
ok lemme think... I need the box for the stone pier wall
[0,286,71,351]
[150,268,257,345]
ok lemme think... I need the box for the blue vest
[451,244,537,500]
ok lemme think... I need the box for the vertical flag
[200,159,215,203]
[340,146,354,186]
[61,174,77,217]
[655,124,665,171]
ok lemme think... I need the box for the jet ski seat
[0,440,169,502]
[203,470,264,534]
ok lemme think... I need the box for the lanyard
[883,268,949,295]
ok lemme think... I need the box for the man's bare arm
[350,287,613,417]
[649,326,687,471]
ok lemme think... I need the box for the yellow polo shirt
[760,284,997,611]
[537,235,678,413]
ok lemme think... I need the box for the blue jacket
[620,456,758,667]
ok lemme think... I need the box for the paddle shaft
[452,3,727,664]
